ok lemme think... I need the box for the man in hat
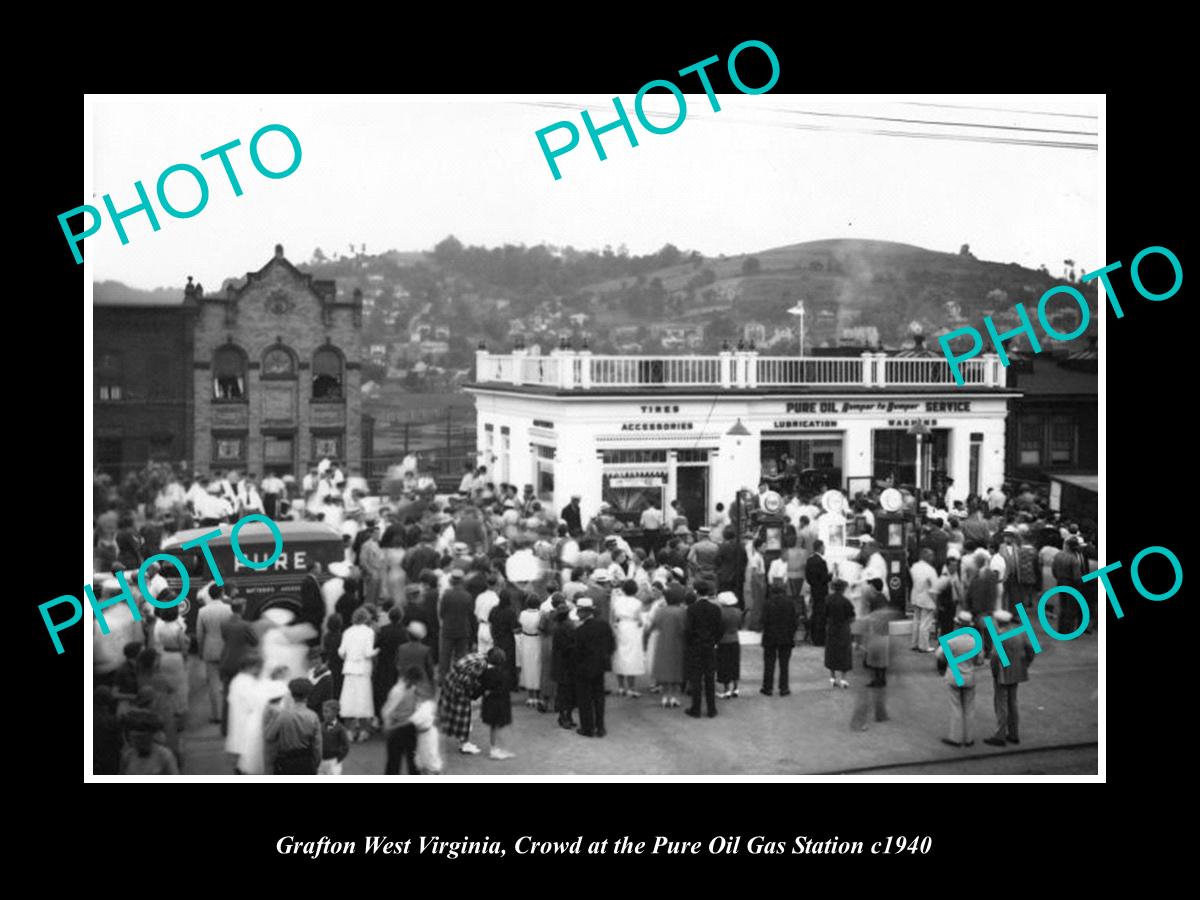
[983,609,1035,746]
[687,526,720,586]
[438,571,475,677]
[573,597,616,737]
[934,610,980,748]
[684,580,724,718]
[196,583,233,724]
[264,678,323,774]
[585,569,614,624]
[358,522,386,606]
[805,540,831,646]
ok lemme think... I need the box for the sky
[87,94,1100,290]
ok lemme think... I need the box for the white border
[83,92,1104,784]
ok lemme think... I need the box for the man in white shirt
[909,548,939,652]
[987,486,1007,512]
[234,474,265,517]
[861,536,889,601]
[185,475,209,513]
[260,472,286,519]
[196,486,231,525]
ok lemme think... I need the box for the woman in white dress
[338,606,379,741]
[611,580,646,697]
[474,575,502,656]
[517,595,543,707]
[225,655,288,775]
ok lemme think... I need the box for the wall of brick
[192,250,362,476]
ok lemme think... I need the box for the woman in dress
[824,579,855,688]
[488,589,520,691]
[437,650,489,756]
[517,595,544,708]
[480,647,516,760]
[611,579,646,697]
[645,588,685,708]
[338,606,379,741]
[642,581,666,693]
[716,591,742,698]
[323,613,345,697]
[744,537,767,631]
[150,605,189,718]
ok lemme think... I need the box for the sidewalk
[179,631,1098,776]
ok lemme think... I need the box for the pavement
[180,631,1098,776]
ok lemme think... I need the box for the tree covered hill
[93,236,1096,357]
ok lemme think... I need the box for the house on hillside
[742,322,767,345]
[841,325,880,346]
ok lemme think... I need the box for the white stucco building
[466,345,1016,528]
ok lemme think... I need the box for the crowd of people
[92,457,1097,775]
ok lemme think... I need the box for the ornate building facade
[190,245,364,477]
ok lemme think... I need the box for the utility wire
[517,101,1097,150]
[898,101,1098,120]
[766,106,1097,136]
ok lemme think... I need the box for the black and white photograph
[81,90,1103,780]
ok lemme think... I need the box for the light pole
[787,300,806,357]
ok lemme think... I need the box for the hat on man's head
[1003,525,1019,536]
[717,591,739,607]
[452,541,470,554]
[576,597,594,610]
[448,570,464,582]
[698,526,711,534]
[592,570,612,583]
[406,621,428,640]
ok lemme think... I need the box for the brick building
[93,301,194,477]
[191,245,365,477]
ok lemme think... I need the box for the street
[180,630,1099,776]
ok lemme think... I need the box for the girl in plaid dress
[437,651,489,756]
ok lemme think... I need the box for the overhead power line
[898,101,1098,120]
[517,101,1097,151]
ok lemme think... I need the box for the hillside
[93,236,1095,365]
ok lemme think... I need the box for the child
[318,699,350,775]
[481,648,515,760]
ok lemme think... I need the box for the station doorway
[761,433,844,495]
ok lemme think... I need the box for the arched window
[312,347,343,400]
[262,345,297,379]
[213,345,247,401]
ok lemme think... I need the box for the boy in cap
[318,700,350,775]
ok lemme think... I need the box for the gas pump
[875,488,915,609]
[751,490,788,566]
